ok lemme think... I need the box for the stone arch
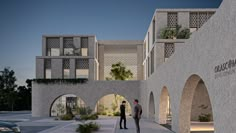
[94,93,132,115]
[159,86,171,125]
[179,74,214,133]
[148,91,155,120]
[49,93,87,117]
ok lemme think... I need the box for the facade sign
[214,59,236,79]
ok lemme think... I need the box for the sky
[0,0,222,86]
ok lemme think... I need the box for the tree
[0,67,17,111]
[105,62,133,113]
[105,62,133,80]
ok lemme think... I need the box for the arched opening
[95,94,132,116]
[179,75,214,133]
[149,92,155,120]
[50,94,86,117]
[159,87,172,128]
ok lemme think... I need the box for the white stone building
[33,1,236,132]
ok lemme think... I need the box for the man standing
[133,99,142,133]
[120,101,128,129]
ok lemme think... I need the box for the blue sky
[0,0,222,86]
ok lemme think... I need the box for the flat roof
[155,8,217,12]
[98,40,143,45]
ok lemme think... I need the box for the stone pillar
[156,12,167,38]
[60,37,63,56]
[89,59,95,80]
[51,59,63,78]
[137,44,143,80]
[98,45,104,80]
[70,59,76,78]
[36,58,45,79]
[88,36,95,57]
[178,12,190,28]
[156,43,165,68]
[42,37,47,56]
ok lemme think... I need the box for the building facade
[33,2,236,133]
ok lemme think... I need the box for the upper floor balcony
[42,35,98,59]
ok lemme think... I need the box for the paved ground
[115,118,173,133]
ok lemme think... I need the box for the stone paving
[115,118,173,133]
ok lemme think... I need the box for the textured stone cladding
[141,0,236,133]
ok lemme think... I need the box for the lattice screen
[104,46,138,80]
[167,12,178,28]
[63,59,70,69]
[199,12,208,27]
[190,12,215,28]
[164,43,175,58]
[76,59,89,69]
[81,37,88,48]
[190,12,198,28]
[45,59,51,69]
[63,37,74,48]
[47,38,60,48]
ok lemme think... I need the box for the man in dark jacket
[133,99,142,133]
[120,101,128,129]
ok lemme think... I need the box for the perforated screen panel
[104,45,138,80]
[165,43,175,58]
[190,12,215,28]
[81,37,88,48]
[167,12,178,28]
[45,59,51,69]
[76,59,89,69]
[63,59,70,69]
[47,38,60,48]
[63,37,74,48]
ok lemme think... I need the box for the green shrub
[77,107,93,115]
[160,25,191,39]
[177,28,191,39]
[60,114,73,120]
[113,112,120,116]
[198,113,211,122]
[76,122,100,133]
[80,114,98,120]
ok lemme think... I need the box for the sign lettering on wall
[214,59,236,79]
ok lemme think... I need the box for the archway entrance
[159,87,172,128]
[95,94,132,116]
[149,92,155,120]
[179,75,214,133]
[50,94,86,117]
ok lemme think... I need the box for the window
[46,38,60,56]
[45,59,51,79]
[167,12,178,28]
[164,43,175,60]
[81,37,88,56]
[152,18,155,44]
[151,49,154,74]
[76,59,89,79]
[64,48,74,55]
[190,12,215,32]
[63,37,74,56]
[63,59,70,79]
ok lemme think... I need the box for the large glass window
[64,48,74,56]
[47,48,60,56]
[76,59,89,79]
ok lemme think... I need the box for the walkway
[115,118,173,133]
